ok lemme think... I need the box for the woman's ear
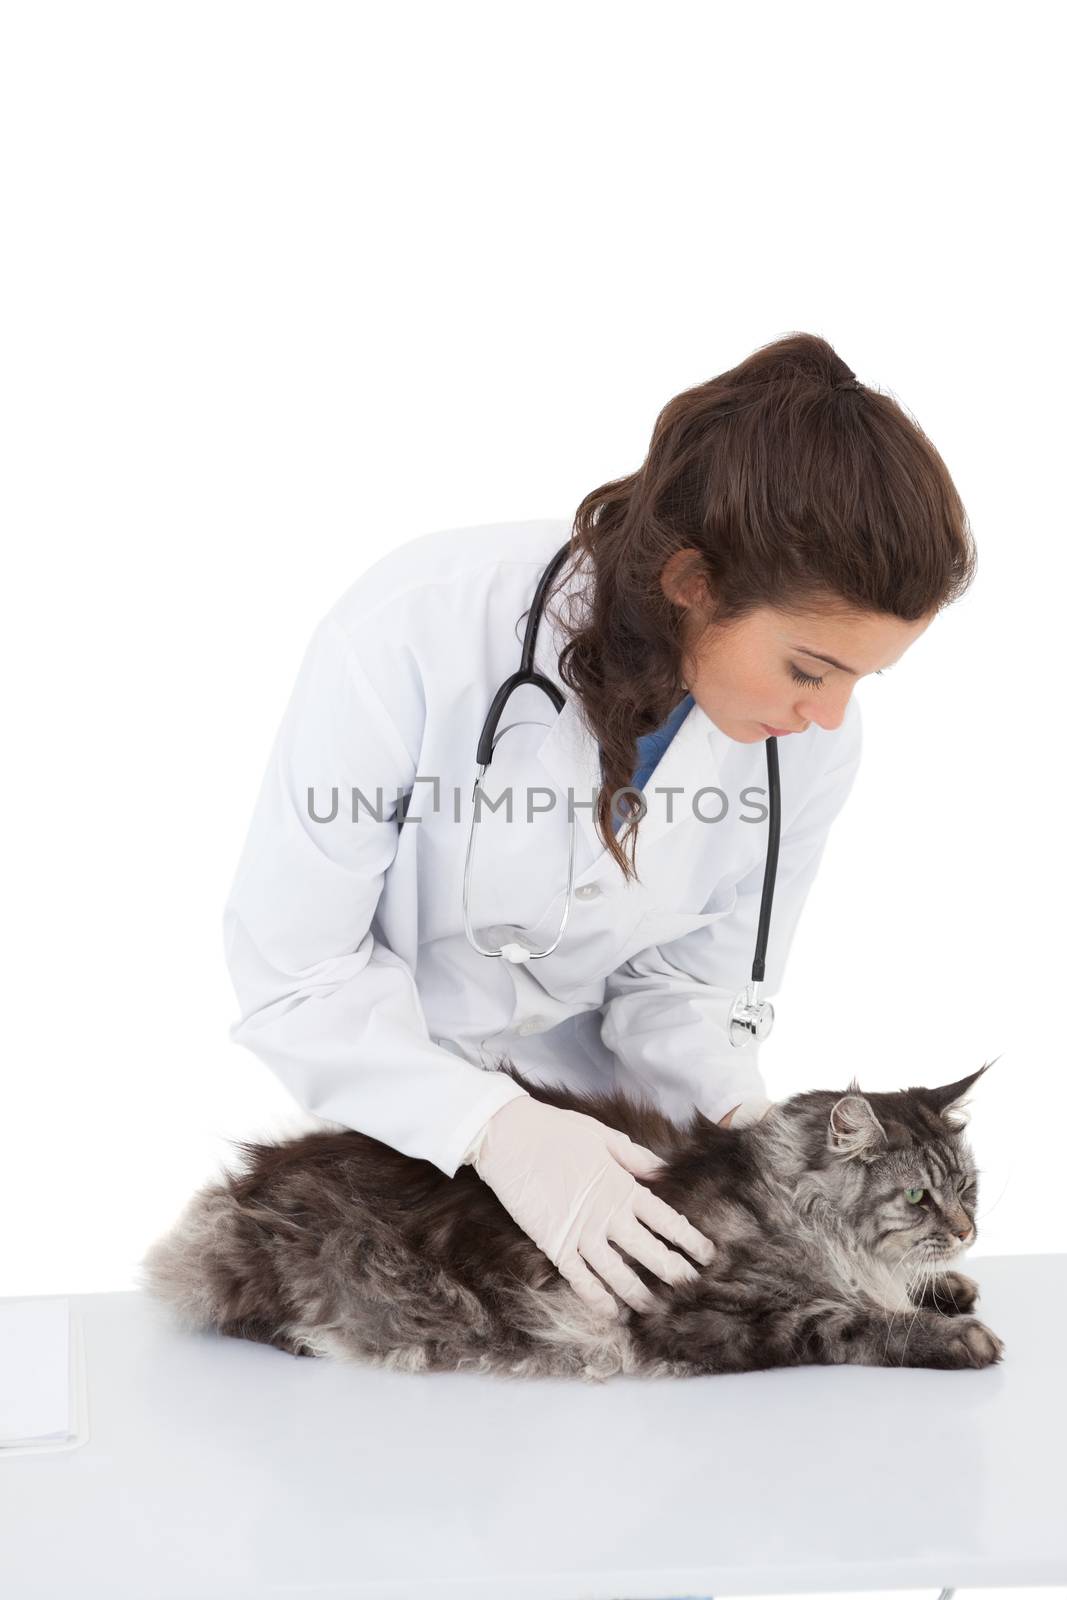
[660,548,711,612]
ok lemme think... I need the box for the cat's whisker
[899,1255,936,1364]
[972,1173,1011,1223]
[880,1245,929,1365]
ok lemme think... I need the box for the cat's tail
[135,1180,276,1339]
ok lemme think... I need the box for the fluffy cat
[138,1060,1003,1382]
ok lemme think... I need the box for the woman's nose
[796,697,844,729]
[795,694,850,731]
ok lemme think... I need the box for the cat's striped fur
[138,1061,1003,1381]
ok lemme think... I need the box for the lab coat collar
[531,546,727,869]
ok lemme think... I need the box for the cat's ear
[922,1056,999,1132]
[827,1078,889,1163]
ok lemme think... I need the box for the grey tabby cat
[138,1059,1003,1381]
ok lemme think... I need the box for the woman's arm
[222,612,530,1178]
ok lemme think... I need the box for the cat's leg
[800,1299,1003,1369]
[217,1315,318,1358]
[633,1294,1003,1373]
[908,1269,979,1316]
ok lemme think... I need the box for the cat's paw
[942,1315,1004,1369]
[925,1269,980,1316]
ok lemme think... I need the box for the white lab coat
[222,519,862,1178]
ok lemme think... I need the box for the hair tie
[834,376,863,392]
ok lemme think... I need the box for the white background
[2,0,1063,1339]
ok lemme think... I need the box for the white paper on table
[0,1296,90,1457]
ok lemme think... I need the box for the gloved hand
[461,1094,716,1321]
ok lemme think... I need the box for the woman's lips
[759,723,795,736]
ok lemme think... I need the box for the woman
[222,332,975,1324]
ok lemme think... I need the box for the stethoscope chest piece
[729,981,775,1046]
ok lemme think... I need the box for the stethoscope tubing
[463,541,779,1042]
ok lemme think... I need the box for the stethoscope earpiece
[498,941,534,965]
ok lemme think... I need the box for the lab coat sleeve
[221,613,531,1179]
[600,706,863,1127]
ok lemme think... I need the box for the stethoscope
[461,541,781,1047]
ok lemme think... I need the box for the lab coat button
[575,883,602,901]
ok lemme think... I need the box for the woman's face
[663,554,934,743]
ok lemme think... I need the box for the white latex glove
[461,1094,716,1321]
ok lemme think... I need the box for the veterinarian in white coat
[223,515,863,1158]
[221,513,875,1307]
[221,348,963,1322]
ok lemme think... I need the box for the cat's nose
[956,1223,975,1243]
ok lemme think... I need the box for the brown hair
[547,331,976,882]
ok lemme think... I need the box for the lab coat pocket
[630,885,739,953]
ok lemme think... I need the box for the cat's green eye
[904,1187,925,1205]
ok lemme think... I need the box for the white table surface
[1,1253,1064,1600]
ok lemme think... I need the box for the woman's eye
[790,665,825,689]
[904,1187,925,1205]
